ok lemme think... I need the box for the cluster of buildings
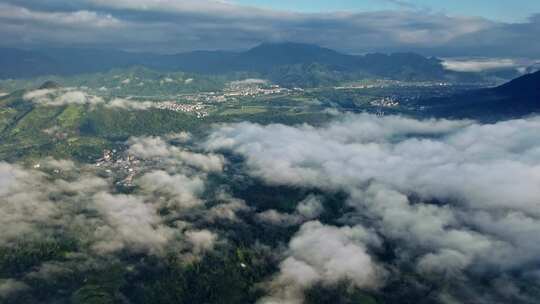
[180,92,228,103]
[155,101,209,118]
[177,83,292,104]
[335,84,381,90]
[335,80,452,90]
[223,84,289,98]
[370,97,400,108]
[95,149,141,187]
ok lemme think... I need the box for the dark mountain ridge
[494,70,540,98]
[0,43,449,81]
[425,70,540,120]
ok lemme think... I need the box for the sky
[0,0,539,57]
[236,0,540,22]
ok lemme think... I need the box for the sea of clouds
[2,112,540,303]
[205,113,540,303]
[0,134,244,299]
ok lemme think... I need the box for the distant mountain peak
[253,41,323,48]
[248,42,340,54]
[39,81,61,90]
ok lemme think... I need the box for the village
[370,97,400,108]
[177,82,292,104]
[94,149,141,187]
[154,101,209,118]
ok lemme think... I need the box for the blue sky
[236,0,540,22]
[1,0,540,56]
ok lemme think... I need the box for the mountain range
[0,43,502,83]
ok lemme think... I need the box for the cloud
[296,195,324,219]
[23,88,104,106]
[230,79,269,86]
[206,192,251,223]
[128,136,225,172]
[256,209,301,227]
[378,0,417,9]
[1,1,539,56]
[416,249,471,278]
[137,170,205,209]
[259,221,384,304]
[441,58,528,72]
[127,136,177,158]
[22,89,176,111]
[0,135,230,260]
[0,163,57,245]
[166,131,192,143]
[40,157,77,172]
[256,195,324,227]
[0,3,122,28]
[92,192,175,254]
[205,114,472,187]
[107,98,155,110]
[185,229,218,254]
[358,185,503,274]
[206,113,540,300]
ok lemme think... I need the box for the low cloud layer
[23,88,104,106]
[256,195,324,227]
[128,136,225,172]
[0,1,539,57]
[22,88,202,115]
[3,109,540,302]
[0,134,248,300]
[206,113,540,301]
[441,58,536,72]
[259,221,384,304]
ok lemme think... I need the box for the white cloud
[185,229,218,254]
[0,144,231,264]
[166,131,192,143]
[256,209,301,227]
[441,58,526,72]
[0,3,122,28]
[230,78,269,86]
[137,170,205,209]
[416,249,471,278]
[296,195,324,219]
[206,113,540,288]
[0,163,57,245]
[259,221,384,304]
[128,136,177,158]
[256,195,324,227]
[107,98,155,110]
[92,192,174,254]
[206,192,251,222]
[5,1,539,56]
[23,88,104,106]
[128,136,225,172]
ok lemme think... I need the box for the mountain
[231,42,352,70]
[425,70,540,120]
[0,43,456,83]
[495,70,540,98]
[525,62,540,74]
[0,48,60,78]
[38,80,62,90]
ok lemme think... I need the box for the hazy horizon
[1,1,540,57]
